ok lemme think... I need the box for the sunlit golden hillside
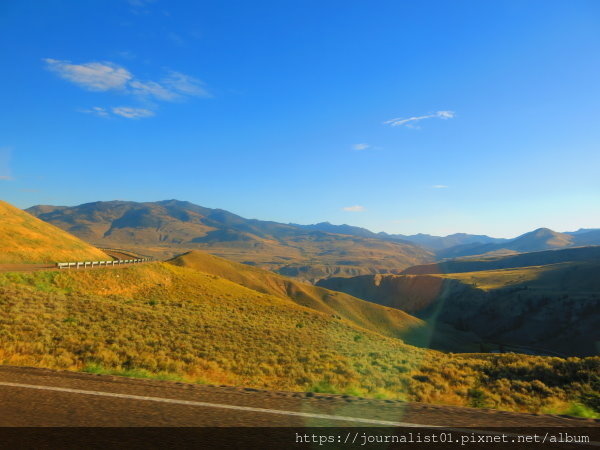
[0,200,109,264]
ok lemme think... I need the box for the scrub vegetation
[0,262,597,417]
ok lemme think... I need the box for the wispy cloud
[128,72,210,101]
[44,59,132,91]
[79,106,155,120]
[384,110,455,128]
[352,143,370,151]
[80,106,111,117]
[129,79,178,100]
[163,71,210,97]
[432,184,448,189]
[112,107,155,119]
[0,175,13,181]
[44,58,209,118]
[343,205,365,212]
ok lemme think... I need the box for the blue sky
[1,0,599,238]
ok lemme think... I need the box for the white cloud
[352,143,370,151]
[130,73,209,100]
[436,111,455,119]
[343,205,365,212]
[80,106,155,119]
[384,110,455,128]
[432,185,448,189]
[44,59,132,91]
[129,80,178,100]
[112,107,155,119]
[44,58,210,118]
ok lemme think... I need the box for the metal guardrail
[56,258,152,270]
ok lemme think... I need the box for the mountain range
[27,201,600,279]
[436,227,600,259]
[26,200,432,282]
[296,222,600,257]
[294,222,509,250]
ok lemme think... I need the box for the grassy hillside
[435,262,600,292]
[0,200,109,264]
[319,262,600,357]
[168,251,475,352]
[0,263,597,416]
[26,200,433,282]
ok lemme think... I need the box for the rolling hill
[26,200,433,282]
[0,200,109,264]
[318,249,600,357]
[167,250,477,352]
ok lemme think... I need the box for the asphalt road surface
[0,365,597,428]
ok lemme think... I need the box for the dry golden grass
[0,201,109,263]
[0,263,597,415]
[430,264,557,290]
[168,251,427,341]
[434,262,600,292]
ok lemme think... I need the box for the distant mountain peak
[530,227,555,234]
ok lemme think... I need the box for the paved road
[0,262,151,273]
[0,263,56,272]
[0,366,596,428]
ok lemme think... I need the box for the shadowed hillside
[319,260,600,357]
[27,200,433,282]
[168,250,476,352]
[0,200,109,264]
